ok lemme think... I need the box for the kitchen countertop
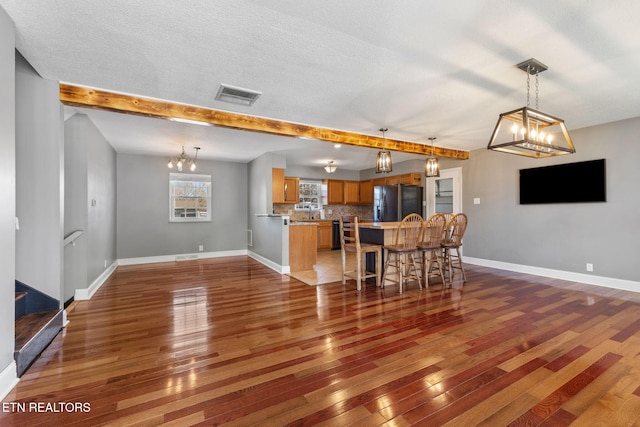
[359,221,402,230]
[290,221,318,226]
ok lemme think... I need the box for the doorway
[425,167,463,217]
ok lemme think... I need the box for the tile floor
[289,249,352,286]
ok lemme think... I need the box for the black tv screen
[519,159,606,204]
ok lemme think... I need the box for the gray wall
[63,115,87,302]
[117,153,248,258]
[442,117,640,282]
[248,153,288,266]
[0,6,16,377]
[64,113,116,300]
[15,52,63,300]
[86,117,117,282]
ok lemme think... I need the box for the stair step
[15,292,27,302]
[15,310,63,376]
[15,311,58,349]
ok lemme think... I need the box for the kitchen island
[358,222,407,282]
[359,221,404,246]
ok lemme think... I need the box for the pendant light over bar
[375,128,393,173]
[487,58,575,158]
[425,137,440,177]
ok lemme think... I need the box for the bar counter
[359,221,403,246]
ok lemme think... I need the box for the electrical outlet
[474,198,481,205]
[198,244,204,252]
[586,263,593,272]
[104,259,107,268]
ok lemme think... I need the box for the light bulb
[167,160,173,169]
[190,162,196,171]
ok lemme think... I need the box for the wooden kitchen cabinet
[284,177,299,204]
[343,180,360,204]
[317,221,333,250]
[272,168,285,203]
[359,180,373,205]
[386,175,400,185]
[289,223,317,272]
[326,179,344,204]
[369,173,422,188]
[321,175,420,206]
[372,177,387,187]
[398,173,422,186]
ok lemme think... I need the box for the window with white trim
[169,173,211,222]
[295,180,324,211]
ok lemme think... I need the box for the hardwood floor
[3,256,640,426]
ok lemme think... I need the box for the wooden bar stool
[441,213,468,283]
[380,213,423,293]
[441,212,455,241]
[417,214,447,287]
[340,216,382,291]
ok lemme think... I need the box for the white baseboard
[74,250,250,301]
[74,261,118,301]
[248,251,290,274]
[464,257,640,293]
[117,249,248,266]
[0,361,19,401]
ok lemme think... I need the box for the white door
[425,167,462,218]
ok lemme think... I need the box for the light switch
[473,198,480,205]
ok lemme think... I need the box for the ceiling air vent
[215,84,262,106]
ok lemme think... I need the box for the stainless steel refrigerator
[373,184,423,222]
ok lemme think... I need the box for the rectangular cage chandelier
[487,58,575,158]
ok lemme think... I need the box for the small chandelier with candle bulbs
[167,146,200,172]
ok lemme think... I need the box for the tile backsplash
[273,204,373,221]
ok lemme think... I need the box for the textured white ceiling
[3,1,640,169]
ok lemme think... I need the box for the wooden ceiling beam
[60,84,469,160]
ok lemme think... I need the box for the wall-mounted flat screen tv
[519,159,606,204]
